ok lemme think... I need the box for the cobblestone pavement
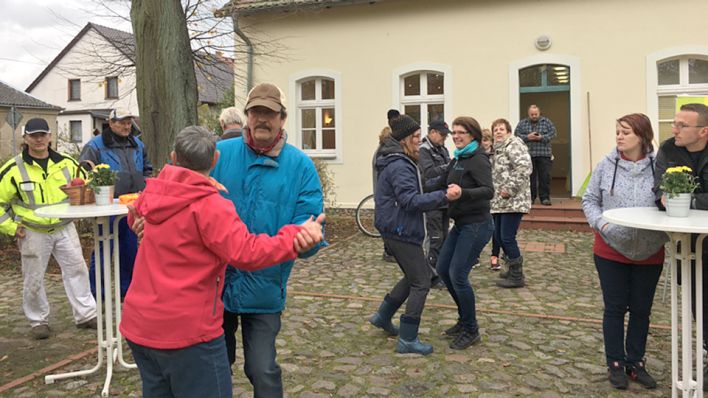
[0,229,677,397]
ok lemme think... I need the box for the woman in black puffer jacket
[368,110,459,356]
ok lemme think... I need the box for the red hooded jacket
[120,165,301,349]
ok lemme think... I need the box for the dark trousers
[425,209,449,271]
[89,216,137,299]
[384,239,432,320]
[594,255,663,366]
[530,156,553,202]
[128,336,232,398]
[436,218,494,331]
[492,213,524,259]
[222,311,283,398]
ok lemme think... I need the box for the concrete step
[520,214,592,232]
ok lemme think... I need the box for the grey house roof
[218,0,382,15]
[27,23,233,105]
[0,80,61,110]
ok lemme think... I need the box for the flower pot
[666,193,691,217]
[94,185,115,206]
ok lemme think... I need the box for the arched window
[399,71,445,126]
[656,55,708,141]
[294,75,339,158]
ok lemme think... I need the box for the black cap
[428,120,451,136]
[24,118,50,135]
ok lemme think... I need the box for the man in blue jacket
[212,83,325,397]
[80,108,153,298]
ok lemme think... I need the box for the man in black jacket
[419,120,451,286]
[653,103,708,388]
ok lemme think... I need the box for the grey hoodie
[582,149,668,261]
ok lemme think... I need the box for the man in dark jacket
[80,108,153,298]
[653,102,708,386]
[418,120,451,286]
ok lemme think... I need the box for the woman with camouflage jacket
[490,118,532,288]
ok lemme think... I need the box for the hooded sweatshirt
[120,165,302,349]
[582,149,667,263]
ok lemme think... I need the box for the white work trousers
[19,223,96,327]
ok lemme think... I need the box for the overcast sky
[0,0,133,90]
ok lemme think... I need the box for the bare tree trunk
[131,0,197,169]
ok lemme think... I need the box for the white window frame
[392,63,452,129]
[69,120,82,143]
[646,46,708,138]
[288,69,343,162]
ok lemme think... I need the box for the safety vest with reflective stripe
[0,149,85,236]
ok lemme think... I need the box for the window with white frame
[105,76,119,99]
[69,120,82,143]
[296,77,337,156]
[656,55,708,141]
[399,71,445,126]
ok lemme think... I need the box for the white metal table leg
[111,215,136,369]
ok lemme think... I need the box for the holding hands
[446,184,462,201]
[294,214,326,253]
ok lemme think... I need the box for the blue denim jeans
[492,213,524,259]
[128,336,232,398]
[436,218,494,331]
[223,312,283,398]
[89,216,137,299]
[594,255,662,366]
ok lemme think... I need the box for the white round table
[604,207,708,398]
[36,201,135,397]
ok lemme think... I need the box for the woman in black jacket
[436,116,495,350]
[368,110,460,355]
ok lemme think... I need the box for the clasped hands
[445,184,462,201]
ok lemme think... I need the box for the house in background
[0,80,61,159]
[219,0,708,207]
[26,22,234,148]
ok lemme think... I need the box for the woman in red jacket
[120,126,324,398]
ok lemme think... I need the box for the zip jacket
[119,165,302,349]
[446,145,494,225]
[0,148,85,236]
[582,149,668,261]
[80,127,153,197]
[374,137,447,244]
[654,137,708,210]
[491,135,532,214]
[211,136,325,314]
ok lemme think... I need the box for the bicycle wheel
[355,194,380,237]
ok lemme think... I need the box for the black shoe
[449,329,480,350]
[626,361,657,389]
[541,198,552,206]
[608,361,628,389]
[443,322,463,338]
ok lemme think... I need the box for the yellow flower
[666,166,693,174]
[94,164,110,170]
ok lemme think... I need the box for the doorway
[518,64,571,198]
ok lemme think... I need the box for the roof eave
[217,0,381,17]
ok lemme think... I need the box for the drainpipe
[231,13,253,94]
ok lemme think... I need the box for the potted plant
[88,163,118,205]
[659,166,699,217]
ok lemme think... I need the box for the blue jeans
[436,218,494,331]
[89,216,137,299]
[128,336,232,398]
[594,255,662,366]
[492,213,524,259]
[223,312,283,398]
[530,156,552,202]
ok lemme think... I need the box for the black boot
[369,294,401,336]
[396,316,433,355]
[496,256,525,288]
[498,255,510,279]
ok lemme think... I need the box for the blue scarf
[453,140,479,160]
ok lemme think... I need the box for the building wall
[235,0,708,206]
[0,109,59,160]
[27,29,139,144]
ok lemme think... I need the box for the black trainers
[626,361,657,389]
[443,322,463,338]
[608,361,628,389]
[449,329,481,350]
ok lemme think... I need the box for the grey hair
[174,126,217,172]
[219,106,244,127]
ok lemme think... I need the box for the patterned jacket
[491,135,532,214]
[514,116,556,158]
